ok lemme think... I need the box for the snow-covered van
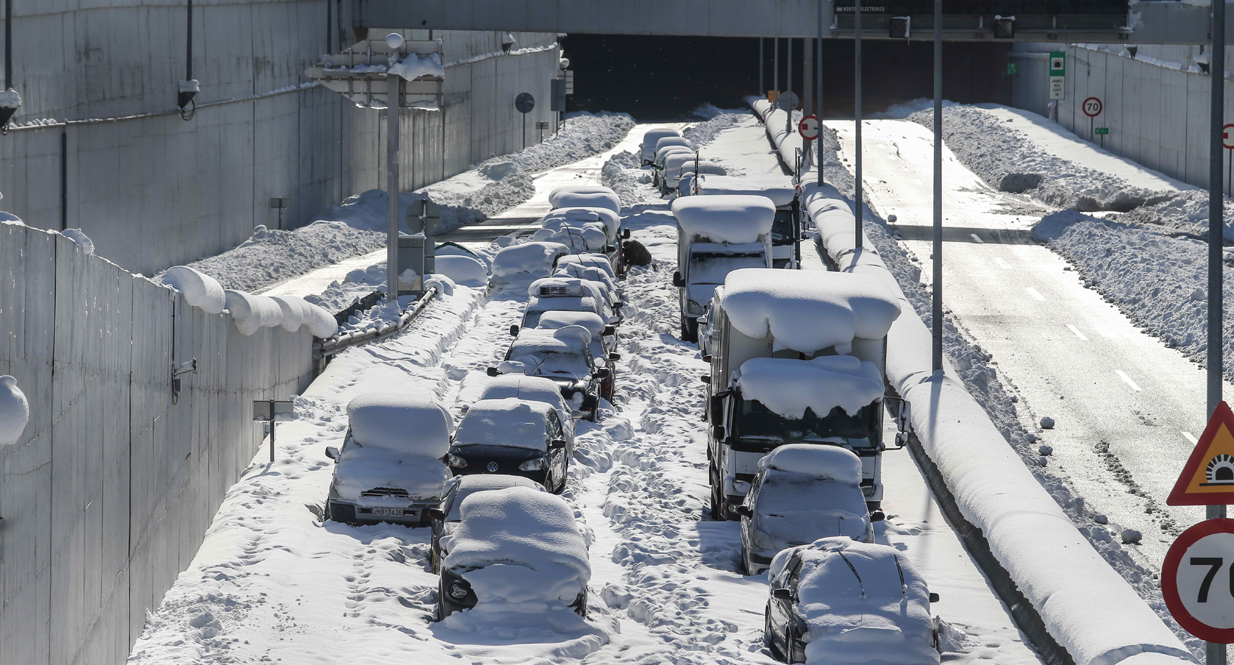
[702,268,903,518]
[324,392,454,526]
[640,128,682,164]
[689,174,801,268]
[670,195,775,342]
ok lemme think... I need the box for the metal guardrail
[312,286,440,370]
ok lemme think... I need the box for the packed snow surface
[548,188,622,215]
[736,356,884,418]
[158,266,226,314]
[62,228,94,255]
[0,375,29,447]
[443,486,589,607]
[491,241,568,280]
[454,398,557,451]
[346,392,452,457]
[672,195,776,244]
[333,447,452,502]
[762,443,863,482]
[720,269,901,353]
[691,174,796,206]
[774,538,939,665]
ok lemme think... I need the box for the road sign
[564,70,575,95]
[1049,51,1066,76]
[778,91,799,112]
[1049,77,1065,100]
[1162,519,1234,642]
[1169,402,1234,506]
[1007,62,1019,75]
[798,114,820,140]
[1083,97,1103,117]
[515,92,535,114]
[1224,123,1234,150]
[1095,127,1109,135]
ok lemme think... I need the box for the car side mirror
[427,508,446,522]
[672,271,685,288]
[734,505,753,518]
[702,355,712,363]
[700,375,710,383]
[929,592,940,604]
[509,324,520,336]
[609,352,621,361]
[711,424,724,440]
[593,367,611,379]
[771,588,793,600]
[571,409,587,419]
[325,446,340,461]
[622,228,631,239]
[549,438,567,450]
[602,325,616,336]
[870,509,886,522]
[612,302,624,309]
[709,396,724,426]
[486,367,499,377]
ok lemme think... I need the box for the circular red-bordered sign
[1223,123,1234,150]
[1083,97,1103,118]
[798,115,820,141]
[1162,518,1234,643]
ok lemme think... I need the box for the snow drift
[224,290,284,336]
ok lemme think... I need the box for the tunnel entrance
[564,35,1012,121]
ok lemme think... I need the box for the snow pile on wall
[62,228,94,255]
[775,538,939,665]
[158,266,227,314]
[736,356,883,418]
[0,375,29,447]
[332,446,452,502]
[720,268,900,353]
[443,486,589,607]
[223,290,283,335]
[346,392,452,456]
[672,195,776,244]
[454,398,555,451]
[491,241,569,281]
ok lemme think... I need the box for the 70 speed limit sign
[1163,519,1234,642]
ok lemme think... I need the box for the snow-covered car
[640,127,682,164]
[547,185,621,215]
[446,398,573,492]
[523,276,621,326]
[473,374,580,433]
[489,241,569,290]
[558,253,619,282]
[674,160,727,195]
[661,151,698,194]
[489,325,607,419]
[324,393,453,526]
[653,145,694,188]
[654,135,691,158]
[735,445,876,575]
[437,486,590,619]
[513,310,619,401]
[765,537,939,664]
[531,220,609,254]
[428,474,545,572]
[555,262,619,301]
[541,206,629,275]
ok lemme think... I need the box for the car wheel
[709,463,725,521]
[430,546,439,574]
[765,609,783,660]
[786,625,806,664]
[681,316,698,343]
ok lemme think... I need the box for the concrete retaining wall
[0,222,316,665]
[0,0,560,276]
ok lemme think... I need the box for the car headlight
[750,529,776,551]
[447,454,468,468]
[686,300,704,316]
[519,457,547,471]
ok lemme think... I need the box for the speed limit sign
[1083,97,1103,117]
[1163,519,1234,642]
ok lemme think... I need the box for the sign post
[515,92,535,149]
[1083,96,1103,142]
[1049,51,1066,101]
[1224,123,1234,200]
[1095,126,1110,148]
[253,400,294,463]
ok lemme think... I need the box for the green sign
[1049,51,1066,76]
[1095,127,1110,135]
[1007,62,1019,75]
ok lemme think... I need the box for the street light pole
[386,76,402,301]
[1206,0,1227,659]
[816,0,824,186]
[931,0,943,373]
[853,0,863,250]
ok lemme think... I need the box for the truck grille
[361,487,410,498]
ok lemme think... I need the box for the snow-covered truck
[670,195,775,342]
[702,268,903,519]
[690,174,801,269]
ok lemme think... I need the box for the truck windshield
[688,252,766,285]
[735,399,878,449]
[771,209,795,246]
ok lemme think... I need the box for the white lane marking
[1066,324,1089,341]
[1183,431,1199,445]
[1025,287,1046,301]
[970,233,985,244]
[994,257,1012,269]
[1115,370,1142,392]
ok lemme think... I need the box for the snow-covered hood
[332,447,452,503]
[686,283,719,310]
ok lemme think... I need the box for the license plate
[371,507,404,517]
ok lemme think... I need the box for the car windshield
[735,399,877,449]
[511,350,591,379]
[688,252,766,285]
[771,209,795,246]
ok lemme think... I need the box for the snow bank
[548,186,621,215]
[491,241,568,280]
[223,290,284,336]
[672,195,776,244]
[443,486,589,605]
[773,538,939,665]
[346,392,452,457]
[454,398,555,451]
[158,266,226,314]
[434,254,488,288]
[720,268,901,353]
[737,356,883,419]
[62,228,94,255]
[692,174,796,206]
[762,444,862,482]
[0,375,30,447]
[333,447,452,502]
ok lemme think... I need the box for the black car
[489,326,608,420]
[428,474,546,573]
[446,398,572,493]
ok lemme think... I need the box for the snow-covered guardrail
[748,94,1193,665]
[749,97,805,174]
[314,286,440,363]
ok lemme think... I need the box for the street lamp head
[559,57,570,70]
[386,33,405,51]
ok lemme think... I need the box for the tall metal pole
[774,37,779,94]
[1207,3,1228,660]
[759,38,764,95]
[816,0,824,186]
[788,38,794,96]
[853,0,863,250]
[186,0,193,81]
[386,77,402,300]
[931,0,943,372]
[5,0,13,90]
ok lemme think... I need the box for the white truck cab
[689,174,801,268]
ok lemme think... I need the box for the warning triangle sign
[1168,401,1234,506]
